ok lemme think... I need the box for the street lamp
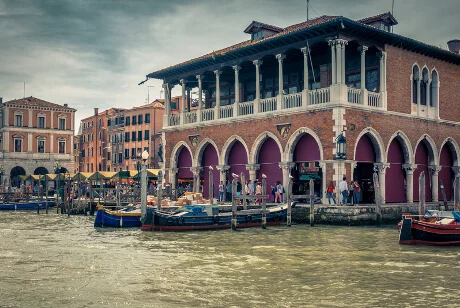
[335,132,347,160]
[140,150,149,220]
[0,165,4,188]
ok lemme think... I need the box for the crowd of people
[326,176,362,206]
[215,179,285,204]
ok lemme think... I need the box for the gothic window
[430,70,439,107]
[412,65,420,104]
[421,68,429,106]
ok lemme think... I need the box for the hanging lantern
[335,133,347,160]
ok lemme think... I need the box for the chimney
[64,103,68,107]
[447,40,460,54]
[94,108,99,116]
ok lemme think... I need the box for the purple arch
[413,142,432,202]
[439,145,454,201]
[201,144,219,199]
[227,141,248,182]
[257,138,282,187]
[177,147,193,179]
[355,135,376,162]
[386,139,406,203]
[293,134,321,162]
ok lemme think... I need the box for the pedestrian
[272,183,278,203]
[245,180,252,205]
[218,181,224,203]
[226,180,232,201]
[348,182,354,206]
[326,181,336,205]
[339,176,348,206]
[353,181,361,205]
[278,182,284,203]
[255,181,262,204]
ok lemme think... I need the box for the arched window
[412,65,420,104]
[430,70,439,107]
[420,68,429,106]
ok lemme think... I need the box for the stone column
[253,60,262,114]
[50,111,54,129]
[340,40,346,84]
[162,83,170,127]
[216,165,230,185]
[214,70,221,119]
[336,42,343,84]
[245,164,260,184]
[28,109,32,128]
[319,161,327,204]
[328,40,337,84]
[377,51,387,108]
[50,133,54,154]
[374,163,390,204]
[3,131,9,151]
[276,53,285,110]
[196,75,203,122]
[233,65,241,117]
[191,167,202,193]
[403,164,416,203]
[301,47,310,106]
[279,162,295,191]
[169,167,178,190]
[358,46,368,105]
[180,79,186,125]
[429,165,442,202]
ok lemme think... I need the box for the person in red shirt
[326,181,336,205]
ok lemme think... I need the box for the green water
[0,212,459,308]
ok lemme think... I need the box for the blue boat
[94,205,142,228]
[0,201,51,211]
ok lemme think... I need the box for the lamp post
[335,132,347,205]
[140,150,149,221]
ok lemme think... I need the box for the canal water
[0,212,459,308]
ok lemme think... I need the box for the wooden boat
[0,201,50,211]
[94,204,142,228]
[399,211,460,246]
[141,204,288,232]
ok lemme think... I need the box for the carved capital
[279,162,295,170]
[276,53,286,62]
[376,51,386,60]
[358,45,368,54]
[180,79,186,86]
[300,47,309,55]
[452,166,460,177]
[253,59,263,67]
[336,39,348,46]
[196,75,203,81]
[374,162,390,173]
[190,166,203,177]
[216,165,230,173]
[402,163,417,173]
[232,65,241,72]
[245,164,260,172]
[428,165,442,175]
[213,70,222,76]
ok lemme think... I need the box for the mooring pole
[45,176,48,214]
[439,179,447,210]
[419,171,426,218]
[287,179,292,227]
[89,179,94,215]
[157,171,163,211]
[262,178,267,229]
[241,172,247,210]
[454,177,459,212]
[56,175,60,214]
[373,172,382,226]
[37,175,41,214]
[209,168,213,205]
[140,162,147,220]
[231,178,237,231]
[309,179,314,227]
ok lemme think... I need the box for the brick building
[0,96,76,185]
[144,12,460,204]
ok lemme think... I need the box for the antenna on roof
[23,82,25,98]
[307,0,310,21]
[391,0,395,33]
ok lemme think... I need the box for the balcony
[166,85,384,128]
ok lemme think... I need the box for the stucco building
[144,12,460,204]
[0,96,76,185]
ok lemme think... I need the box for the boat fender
[247,215,252,223]
[177,217,185,225]
[213,215,219,224]
[167,217,175,225]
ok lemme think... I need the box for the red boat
[399,211,460,246]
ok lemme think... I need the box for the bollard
[309,179,314,227]
[241,173,247,210]
[231,178,237,230]
[373,172,382,226]
[209,169,213,205]
[419,172,426,218]
[261,179,267,229]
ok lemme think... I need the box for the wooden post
[439,179,447,210]
[231,178,237,230]
[56,176,60,214]
[37,175,41,214]
[419,171,426,218]
[157,171,163,211]
[241,172,247,210]
[89,179,94,215]
[45,176,48,214]
[287,179,292,227]
[309,179,314,227]
[454,177,459,212]
[209,169,213,205]
[262,178,267,229]
[373,172,382,225]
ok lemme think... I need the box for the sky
[0,0,458,131]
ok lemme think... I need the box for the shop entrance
[354,162,375,203]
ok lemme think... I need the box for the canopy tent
[88,171,117,180]
[299,174,321,181]
[72,172,94,181]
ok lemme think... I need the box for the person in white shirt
[339,176,349,206]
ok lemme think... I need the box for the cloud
[0,0,458,128]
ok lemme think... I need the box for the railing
[283,93,302,109]
[348,88,362,104]
[259,97,277,113]
[219,105,233,119]
[239,101,254,116]
[308,88,330,105]
[368,92,381,107]
[201,109,214,122]
[169,114,180,126]
[184,110,197,124]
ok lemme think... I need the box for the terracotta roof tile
[357,12,397,25]
[244,21,284,33]
[4,96,75,111]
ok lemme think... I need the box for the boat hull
[399,215,460,246]
[94,208,141,228]
[0,201,50,211]
[141,206,287,232]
